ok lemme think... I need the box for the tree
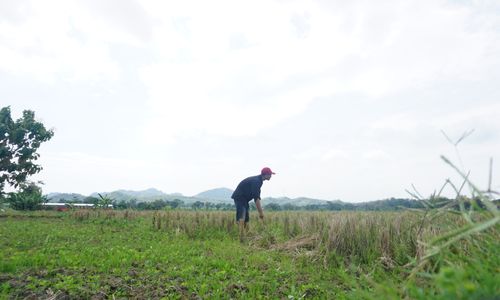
[264,203,282,211]
[150,199,167,210]
[7,182,47,211]
[191,201,204,210]
[96,193,113,209]
[168,199,183,209]
[282,203,298,211]
[0,193,8,210]
[0,106,54,196]
[83,196,100,204]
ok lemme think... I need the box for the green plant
[7,182,47,211]
[96,193,114,209]
[406,131,499,278]
[0,106,54,197]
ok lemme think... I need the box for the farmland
[0,209,498,299]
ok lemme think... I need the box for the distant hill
[46,193,87,203]
[46,188,200,204]
[90,188,169,202]
[263,197,336,206]
[44,188,424,210]
[195,188,233,201]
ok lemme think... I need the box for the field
[0,209,498,299]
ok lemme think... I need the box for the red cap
[261,167,276,175]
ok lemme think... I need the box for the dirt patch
[226,283,249,297]
[0,274,13,283]
[6,277,29,289]
[2,268,201,299]
[90,291,107,300]
[2,268,82,299]
[127,269,140,277]
[165,285,190,298]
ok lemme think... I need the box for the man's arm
[255,198,264,219]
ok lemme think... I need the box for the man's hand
[255,198,264,221]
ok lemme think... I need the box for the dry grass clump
[70,209,140,221]
[270,235,319,252]
[144,210,461,266]
[151,211,237,237]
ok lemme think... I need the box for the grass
[0,209,498,299]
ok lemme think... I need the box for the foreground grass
[0,210,498,299]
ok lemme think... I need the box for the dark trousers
[234,199,249,222]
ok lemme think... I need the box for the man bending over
[231,167,275,242]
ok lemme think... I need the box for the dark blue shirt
[231,175,263,203]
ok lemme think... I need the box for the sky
[1,0,499,202]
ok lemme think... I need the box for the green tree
[96,193,113,209]
[168,199,183,209]
[83,196,100,204]
[7,182,47,211]
[0,193,7,210]
[0,106,54,197]
[282,203,297,211]
[264,203,282,211]
[191,201,204,210]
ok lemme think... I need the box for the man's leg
[243,205,250,234]
[239,220,246,242]
[235,200,247,242]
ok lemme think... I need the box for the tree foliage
[0,106,54,196]
[96,193,114,209]
[7,182,47,210]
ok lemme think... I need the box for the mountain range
[46,187,339,206]
[46,187,427,211]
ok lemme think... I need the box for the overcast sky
[1,0,499,202]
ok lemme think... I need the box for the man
[231,167,275,241]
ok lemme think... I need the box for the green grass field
[1,210,498,299]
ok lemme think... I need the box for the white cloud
[430,102,500,129]
[0,0,131,83]
[361,149,389,160]
[42,151,147,168]
[2,0,500,201]
[369,113,420,132]
[33,151,152,194]
[322,149,350,162]
[135,0,500,143]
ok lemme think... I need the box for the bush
[7,182,46,211]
